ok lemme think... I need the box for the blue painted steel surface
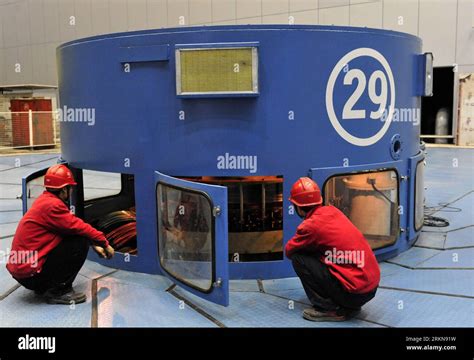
[51,25,425,288]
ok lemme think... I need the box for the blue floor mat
[79,259,118,280]
[0,265,19,297]
[262,285,311,305]
[100,269,172,290]
[445,226,474,249]
[387,247,441,268]
[96,278,216,327]
[0,211,22,224]
[379,262,406,277]
[0,274,92,327]
[417,248,474,269]
[425,192,474,233]
[230,279,260,292]
[380,268,474,297]
[0,199,22,211]
[0,236,17,295]
[0,167,49,184]
[414,231,446,249]
[173,287,382,328]
[0,154,59,167]
[0,224,17,238]
[424,148,474,204]
[360,288,474,327]
[0,184,22,198]
[262,277,302,292]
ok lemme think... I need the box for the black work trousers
[16,236,89,294]
[291,253,377,315]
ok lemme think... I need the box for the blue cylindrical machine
[53,25,429,305]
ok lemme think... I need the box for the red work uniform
[7,191,109,279]
[285,205,380,294]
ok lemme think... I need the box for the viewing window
[157,184,213,292]
[324,170,399,250]
[179,176,283,262]
[82,170,137,255]
[414,161,425,231]
[176,46,259,96]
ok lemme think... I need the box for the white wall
[0,0,472,84]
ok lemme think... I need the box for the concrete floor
[0,148,472,327]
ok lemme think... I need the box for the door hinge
[400,175,409,181]
[213,205,221,217]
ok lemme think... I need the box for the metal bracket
[213,278,222,288]
[213,205,221,217]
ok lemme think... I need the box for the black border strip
[168,288,226,328]
[91,270,119,328]
[414,159,425,232]
[0,284,20,301]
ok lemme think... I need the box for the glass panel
[324,170,399,250]
[83,170,121,201]
[26,175,45,210]
[414,161,425,231]
[177,47,257,94]
[157,183,213,292]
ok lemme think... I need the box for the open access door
[155,171,229,306]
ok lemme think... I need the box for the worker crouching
[286,177,380,322]
[6,164,115,305]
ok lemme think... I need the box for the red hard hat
[44,164,77,189]
[289,177,322,207]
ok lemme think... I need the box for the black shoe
[43,289,87,305]
[302,308,347,322]
[335,306,362,318]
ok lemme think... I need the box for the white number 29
[342,69,388,120]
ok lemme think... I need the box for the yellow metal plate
[179,48,255,93]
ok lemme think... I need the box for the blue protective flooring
[0,148,472,327]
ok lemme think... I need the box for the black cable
[425,190,473,216]
[423,214,450,227]
[424,203,461,216]
[370,183,395,204]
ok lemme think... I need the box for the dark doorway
[421,66,455,144]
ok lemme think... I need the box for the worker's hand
[104,245,115,259]
[92,245,107,258]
